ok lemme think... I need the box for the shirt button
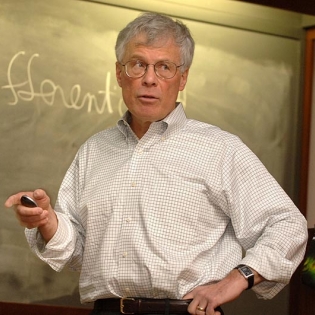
[123,252,128,258]
[126,218,131,223]
[131,182,136,187]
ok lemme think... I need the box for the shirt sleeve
[24,212,77,272]
[24,150,86,273]
[221,139,308,299]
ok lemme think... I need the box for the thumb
[183,292,193,300]
[33,189,51,209]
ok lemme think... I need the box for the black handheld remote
[20,195,38,208]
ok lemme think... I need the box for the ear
[179,69,189,91]
[116,62,123,87]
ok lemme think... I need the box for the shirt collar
[162,102,187,137]
[117,102,187,140]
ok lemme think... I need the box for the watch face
[239,266,253,278]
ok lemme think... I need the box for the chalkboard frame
[300,28,315,221]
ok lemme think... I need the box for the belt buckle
[120,297,135,314]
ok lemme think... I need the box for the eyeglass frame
[119,59,185,80]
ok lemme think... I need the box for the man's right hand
[4,189,58,243]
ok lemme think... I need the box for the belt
[94,298,224,315]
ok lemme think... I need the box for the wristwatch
[235,264,254,290]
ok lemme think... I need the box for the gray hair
[115,12,195,72]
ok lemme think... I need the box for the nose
[142,64,158,86]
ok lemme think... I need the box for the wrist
[39,208,58,242]
[234,264,254,290]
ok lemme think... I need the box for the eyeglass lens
[125,60,178,79]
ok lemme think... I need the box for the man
[5,12,307,315]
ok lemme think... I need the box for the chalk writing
[1,51,114,114]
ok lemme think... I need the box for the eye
[134,60,146,69]
[158,62,171,71]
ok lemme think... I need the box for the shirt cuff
[25,212,76,271]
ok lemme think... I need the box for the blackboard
[0,0,300,307]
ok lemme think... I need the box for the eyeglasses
[120,60,184,79]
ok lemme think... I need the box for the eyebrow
[128,55,173,63]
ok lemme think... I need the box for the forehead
[123,34,181,61]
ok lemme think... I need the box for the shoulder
[184,119,244,148]
[183,119,262,166]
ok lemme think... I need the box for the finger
[16,203,42,215]
[187,299,200,314]
[5,189,50,209]
[15,205,44,221]
[16,209,49,228]
[4,192,31,208]
[188,299,207,315]
[196,308,206,315]
[196,306,207,312]
[24,217,49,229]
[206,306,223,315]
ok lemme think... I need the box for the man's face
[116,34,189,130]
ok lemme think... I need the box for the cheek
[120,75,137,88]
[166,81,182,95]
[121,83,136,104]
[119,77,132,93]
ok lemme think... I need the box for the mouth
[139,94,158,99]
[138,94,159,103]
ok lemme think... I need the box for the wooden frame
[289,228,315,315]
[290,28,315,315]
[299,28,315,216]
